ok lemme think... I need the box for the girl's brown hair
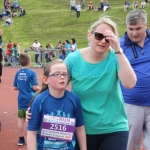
[29,59,69,107]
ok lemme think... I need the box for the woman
[27,16,136,150]
[0,48,4,82]
[65,40,70,55]
[70,38,77,52]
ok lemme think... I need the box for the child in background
[59,49,67,60]
[27,59,86,150]
[12,42,18,66]
[76,2,81,19]
[13,53,41,146]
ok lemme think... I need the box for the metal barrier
[24,48,61,67]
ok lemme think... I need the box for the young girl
[27,59,86,150]
[0,48,4,82]
[59,49,67,60]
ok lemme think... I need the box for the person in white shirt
[70,0,76,15]
[76,2,81,19]
[30,40,41,67]
[141,0,146,8]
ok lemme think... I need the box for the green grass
[0,0,150,51]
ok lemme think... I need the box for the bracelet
[115,48,123,54]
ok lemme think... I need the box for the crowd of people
[124,0,148,11]
[0,0,26,26]
[29,38,77,68]
[70,0,148,15]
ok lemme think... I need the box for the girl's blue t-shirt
[27,89,84,150]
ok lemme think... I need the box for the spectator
[70,0,76,16]
[5,16,13,26]
[59,49,67,60]
[19,7,26,17]
[95,0,104,11]
[103,0,111,11]
[141,0,146,8]
[12,42,18,66]
[0,47,4,83]
[4,0,10,9]
[6,40,13,65]
[30,40,41,67]
[99,0,104,11]
[45,43,55,63]
[0,29,2,45]
[61,42,65,49]
[88,0,94,10]
[5,7,11,16]
[120,9,150,150]
[55,41,62,49]
[76,2,81,19]
[13,0,19,11]
[124,0,130,11]
[1,8,6,20]
[65,40,71,55]
[81,0,85,9]
[132,0,138,9]
[70,38,77,52]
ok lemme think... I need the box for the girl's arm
[27,130,37,150]
[75,125,87,150]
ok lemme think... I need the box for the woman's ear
[42,76,48,84]
[87,31,92,42]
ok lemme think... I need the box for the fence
[24,48,61,67]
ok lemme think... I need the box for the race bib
[41,115,76,142]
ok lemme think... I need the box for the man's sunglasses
[91,32,109,43]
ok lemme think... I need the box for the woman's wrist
[115,48,123,54]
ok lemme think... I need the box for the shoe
[18,138,26,146]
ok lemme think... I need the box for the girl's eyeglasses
[47,72,70,78]
[91,32,109,43]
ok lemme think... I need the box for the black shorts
[71,6,75,10]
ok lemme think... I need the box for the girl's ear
[42,76,48,84]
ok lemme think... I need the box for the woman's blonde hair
[89,15,119,38]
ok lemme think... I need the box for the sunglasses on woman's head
[91,32,109,43]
